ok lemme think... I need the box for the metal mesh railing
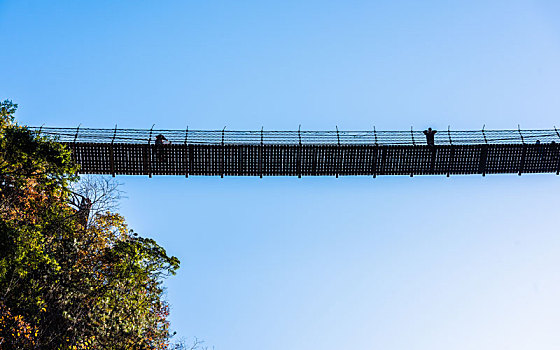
[29,126,560,146]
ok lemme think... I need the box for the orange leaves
[1,106,179,349]
[0,301,38,348]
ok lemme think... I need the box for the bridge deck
[66,143,560,177]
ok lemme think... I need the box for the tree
[0,100,180,349]
[69,175,125,227]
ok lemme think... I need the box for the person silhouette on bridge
[423,128,437,146]
[535,140,544,159]
[154,134,170,163]
[155,134,169,145]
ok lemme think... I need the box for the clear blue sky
[2,1,560,349]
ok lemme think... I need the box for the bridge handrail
[28,126,560,146]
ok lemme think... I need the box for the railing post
[517,125,526,176]
[480,126,488,176]
[184,127,189,178]
[73,124,81,144]
[519,144,527,176]
[371,145,378,178]
[147,124,154,178]
[71,124,81,170]
[517,125,525,144]
[311,145,317,175]
[555,142,560,176]
[259,127,263,178]
[447,145,455,177]
[380,147,387,176]
[110,125,117,177]
[221,127,226,178]
[554,127,560,176]
[372,127,378,178]
[297,125,302,178]
[479,144,488,176]
[446,126,453,177]
[335,126,341,178]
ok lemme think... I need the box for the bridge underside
[67,143,560,177]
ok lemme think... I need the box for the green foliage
[0,101,180,349]
[0,100,17,129]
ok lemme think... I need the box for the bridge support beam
[519,144,527,176]
[109,144,115,177]
[479,145,488,176]
[447,146,455,177]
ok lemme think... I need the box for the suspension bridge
[32,126,560,177]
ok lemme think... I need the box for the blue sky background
[2,1,560,349]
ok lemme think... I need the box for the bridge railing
[29,127,560,146]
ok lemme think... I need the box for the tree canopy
[0,100,180,349]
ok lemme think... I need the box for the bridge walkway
[30,127,560,177]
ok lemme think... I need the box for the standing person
[154,134,170,163]
[423,128,437,146]
[155,134,169,145]
[535,140,544,160]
